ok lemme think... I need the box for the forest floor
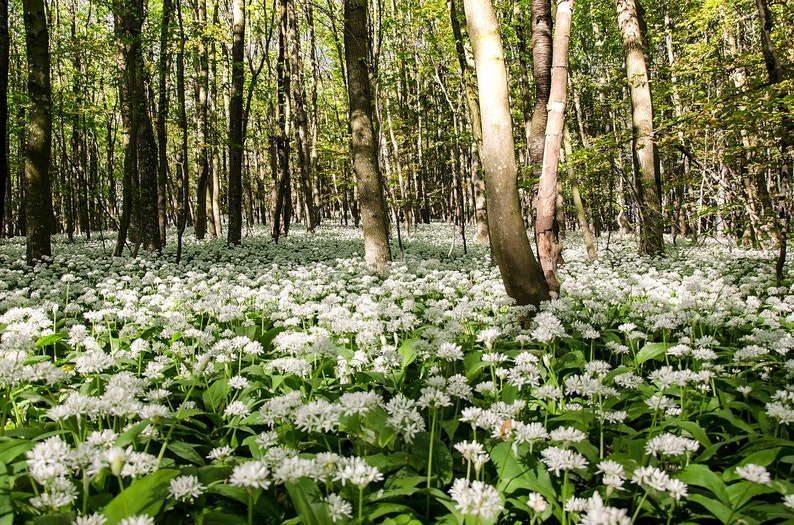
[0,224,792,525]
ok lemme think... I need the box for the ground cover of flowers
[1,224,793,525]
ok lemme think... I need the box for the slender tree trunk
[194,0,209,240]
[271,0,290,242]
[175,0,188,263]
[449,0,488,244]
[616,0,664,255]
[156,0,172,247]
[289,0,316,232]
[564,127,595,259]
[22,0,53,265]
[0,0,8,236]
[227,0,244,245]
[535,0,573,298]
[464,0,550,308]
[344,0,391,273]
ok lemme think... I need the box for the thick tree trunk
[536,0,573,298]
[344,0,391,273]
[227,0,244,245]
[449,0,488,245]
[464,0,550,308]
[529,0,553,178]
[616,0,664,255]
[22,0,53,265]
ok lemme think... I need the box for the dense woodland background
[1,0,792,264]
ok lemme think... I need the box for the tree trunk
[617,0,664,255]
[449,0,488,245]
[535,0,573,298]
[227,0,244,245]
[0,0,8,237]
[564,127,595,259]
[271,0,291,242]
[194,0,209,240]
[289,0,316,232]
[529,0,553,179]
[344,0,391,273]
[175,0,189,263]
[22,0,53,265]
[156,0,172,247]
[464,0,550,308]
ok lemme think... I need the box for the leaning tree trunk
[536,0,573,298]
[22,0,53,265]
[227,0,244,245]
[617,0,664,255]
[344,0,391,273]
[464,0,550,308]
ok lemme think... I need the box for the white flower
[207,445,234,462]
[549,426,587,445]
[540,446,589,476]
[631,466,671,492]
[666,478,688,500]
[324,493,353,523]
[437,342,464,361]
[169,475,205,503]
[735,464,771,484]
[645,433,699,458]
[223,400,251,420]
[230,460,271,490]
[118,516,154,525]
[228,375,250,389]
[72,513,107,525]
[527,492,547,513]
[783,494,794,510]
[454,440,490,469]
[333,456,383,489]
[448,478,504,522]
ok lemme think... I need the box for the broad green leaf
[0,438,35,465]
[679,464,731,506]
[687,493,733,524]
[166,440,206,466]
[634,342,670,366]
[202,378,228,412]
[203,510,247,525]
[102,469,180,524]
[284,478,331,525]
[412,432,453,485]
[725,480,777,509]
[0,462,12,525]
[32,514,71,525]
[35,332,67,348]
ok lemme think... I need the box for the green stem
[247,489,254,525]
[630,491,649,524]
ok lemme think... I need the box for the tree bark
[536,0,573,298]
[22,0,53,265]
[193,0,210,240]
[529,0,553,178]
[227,0,245,245]
[616,0,664,255]
[175,0,189,263]
[156,0,172,247]
[0,0,8,237]
[271,0,291,242]
[564,127,595,259]
[464,0,550,308]
[449,0,488,245]
[344,0,391,273]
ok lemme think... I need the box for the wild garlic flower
[168,474,205,503]
[454,440,490,470]
[384,395,425,443]
[117,515,155,525]
[783,494,794,510]
[549,426,587,445]
[333,456,383,488]
[223,400,251,420]
[631,466,671,492]
[578,493,630,525]
[527,492,547,513]
[735,464,772,484]
[644,433,700,458]
[540,446,589,476]
[324,493,353,523]
[229,460,271,490]
[448,478,504,522]
[437,342,464,362]
[72,512,107,525]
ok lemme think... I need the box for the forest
[1,0,793,524]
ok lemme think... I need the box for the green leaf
[284,478,331,525]
[35,332,67,348]
[687,493,734,524]
[0,438,35,465]
[412,432,453,485]
[679,464,731,506]
[634,342,670,366]
[0,462,12,525]
[102,469,180,524]
[167,440,206,466]
[32,514,72,525]
[202,378,229,412]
